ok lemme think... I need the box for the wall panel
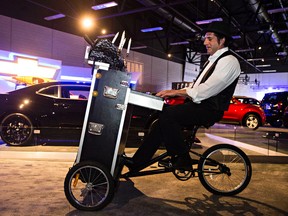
[133,51,153,92]
[0,15,185,93]
[52,31,87,67]
[11,19,53,58]
[151,57,168,92]
[167,61,183,90]
[0,15,12,51]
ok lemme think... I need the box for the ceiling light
[235,48,254,53]
[131,46,147,50]
[278,29,288,34]
[44,14,65,21]
[256,64,271,68]
[91,1,118,10]
[170,41,189,46]
[262,70,277,72]
[141,27,163,32]
[232,35,241,39]
[267,7,288,14]
[195,18,223,25]
[277,52,287,56]
[81,17,94,30]
[247,58,264,61]
[97,33,115,39]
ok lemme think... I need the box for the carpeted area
[0,158,287,216]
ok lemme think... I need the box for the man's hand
[156,89,187,98]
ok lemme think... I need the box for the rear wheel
[243,114,260,130]
[198,144,252,196]
[284,118,288,128]
[0,113,33,146]
[64,161,115,211]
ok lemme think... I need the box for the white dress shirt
[186,47,241,104]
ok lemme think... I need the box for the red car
[164,96,266,130]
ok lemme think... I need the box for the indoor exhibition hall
[0,1,287,215]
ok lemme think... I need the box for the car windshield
[234,97,259,105]
[37,84,90,99]
[262,93,285,103]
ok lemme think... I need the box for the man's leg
[130,102,221,169]
[131,103,194,167]
[158,102,222,170]
[131,120,163,167]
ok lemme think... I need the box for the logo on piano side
[103,86,119,99]
[120,80,129,87]
[88,122,104,135]
[115,104,126,110]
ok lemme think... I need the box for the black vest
[199,51,239,111]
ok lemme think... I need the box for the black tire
[198,144,252,196]
[0,113,33,146]
[64,161,115,211]
[284,117,288,128]
[243,113,260,130]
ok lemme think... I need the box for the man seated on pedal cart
[125,20,241,171]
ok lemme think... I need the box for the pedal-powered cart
[64,39,252,211]
[64,38,165,210]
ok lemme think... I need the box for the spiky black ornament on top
[88,39,126,71]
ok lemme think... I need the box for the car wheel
[270,120,283,128]
[284,116,288,128]
[0,113,34,146]
[243,114,260,130]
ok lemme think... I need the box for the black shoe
[121,155,135,170]
[172,154,193,171]
[159,154,192,171]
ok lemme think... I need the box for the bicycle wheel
[64,161,115,211]
[198,144,252,196]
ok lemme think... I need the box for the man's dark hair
[214,32,231,47]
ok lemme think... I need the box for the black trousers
[132,101,224,166]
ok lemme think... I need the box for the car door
[222,98,241,121]
[52,85,89,139]
[36,84,89,141]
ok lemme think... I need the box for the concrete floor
[0,128,288,216]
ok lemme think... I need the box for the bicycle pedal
[158,159,173,168]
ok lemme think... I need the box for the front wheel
[64,161,115,211]
[0,113,34,146]
[198,144,252,196]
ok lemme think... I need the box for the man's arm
[156,89,187,98]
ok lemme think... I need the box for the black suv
[283,106,288,128]
[260,91,288,127]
